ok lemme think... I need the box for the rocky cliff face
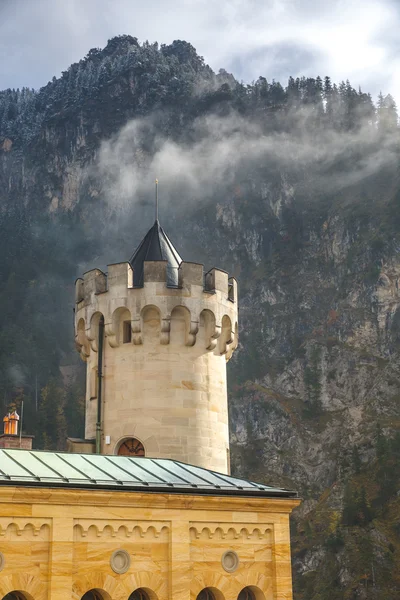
[1,36,400,599]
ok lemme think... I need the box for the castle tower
[74,218,238,473]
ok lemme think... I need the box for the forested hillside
[1,35,400,598]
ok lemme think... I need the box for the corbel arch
[226,321,239,361]
[106,307,132,348]
[170,305,198,347]
[76,317,90,360]
[87,311,105,352]
[199,309,219,351]
[141,305,161,345]
[218,314,233,356]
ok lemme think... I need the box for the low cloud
[96,108,398,218]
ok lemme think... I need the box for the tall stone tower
[74,218,238,473]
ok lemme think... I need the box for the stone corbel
[186,320,199,347]
[160,317,171,345]
[86,328,98,353]
[105,322,118,348]
[220,331,234,356]
[132,317,142,345]
[226,329,239,361]
[75,336,90,361]
[207,324,221,351]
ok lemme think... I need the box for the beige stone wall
[0,486,300,600]
[75,261,238,473]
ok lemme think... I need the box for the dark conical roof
[129,220,183,287]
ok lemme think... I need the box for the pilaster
[169,519,191,600]
[272,515,294,600]
[48,517,74,599]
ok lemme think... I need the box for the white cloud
[0,0,399,101]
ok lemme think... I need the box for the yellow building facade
[0,450,299,600]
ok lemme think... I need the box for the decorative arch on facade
[128,588,158,600]
[116,436,145,456]
[76,317,90,360]
[190,573,230,600]
[226,320,239,360]
[195,588,225,600]
[0,573,44,600]
[118,572,166,600]
[233,575,272,600]
[218,314,233,356]
[88,311,105,352]
[108,307,132,347]
[141,305,161,344]
[72,573,120,600]
[199,309,218,350]
[81,590,111,600]
[170,305,199,347]
[170,305,191,346]
[237,586,266,600]
[2,594,32,600]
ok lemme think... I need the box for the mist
[95,106,399,224]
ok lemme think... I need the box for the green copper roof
[0,449,297,498]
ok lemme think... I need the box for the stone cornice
[0,486,301,513]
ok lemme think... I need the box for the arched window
[197,590,216,600]
[128,590,150,600]
[2,594,28,600]
[118,438,145,456]
[81,591,104,600]
[238,588,257,600]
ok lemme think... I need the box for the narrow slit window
[123,321,132,343]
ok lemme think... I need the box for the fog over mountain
[1,32,400,599]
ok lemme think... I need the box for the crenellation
[205,267,229,295]
[75,278,84,303]
[178,261,204,288]
[83,268,107,301]
[143,260,169,283]
[107,262,132,291]
[228,276,237,302]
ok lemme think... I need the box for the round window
[221,550,239,573]
[110,549,131,574]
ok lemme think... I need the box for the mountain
[1,35,400,598]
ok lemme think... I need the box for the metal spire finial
[155,178,159,222]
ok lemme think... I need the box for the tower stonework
[74,220,238,473]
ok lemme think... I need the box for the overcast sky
[1,0,399,102]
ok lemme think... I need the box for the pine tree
[377,93,398,132]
